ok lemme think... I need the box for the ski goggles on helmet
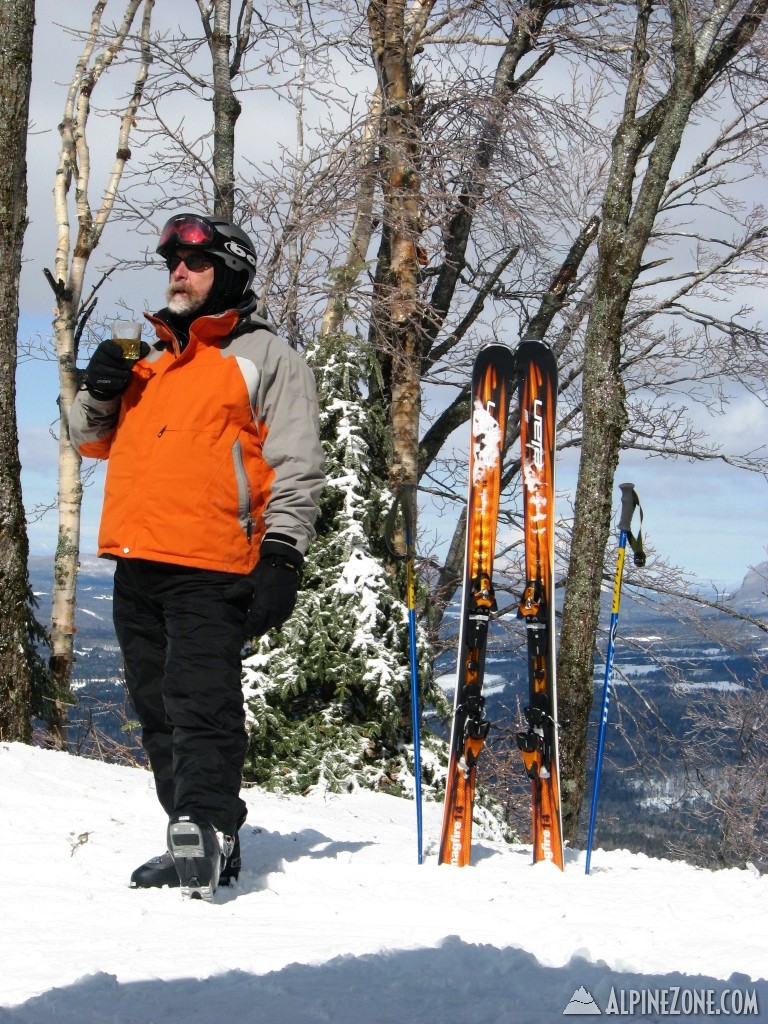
[157,214,219,256]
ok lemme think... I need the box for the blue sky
[16,1,768,592]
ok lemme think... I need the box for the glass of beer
[111,320,143,360]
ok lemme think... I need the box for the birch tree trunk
[0,0,40,742]
[46,0,153,740]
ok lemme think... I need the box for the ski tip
[516,334,554,350]
[476,341,515,360]
[480,341,513,351]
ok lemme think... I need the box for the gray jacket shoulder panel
[222,328,326,555]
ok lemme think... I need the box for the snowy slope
[0,743,765,1024]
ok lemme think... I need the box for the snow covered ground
[0,742,765,1023]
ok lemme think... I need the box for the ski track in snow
[0,743,766,1024]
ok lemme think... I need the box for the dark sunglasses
[165,252,213,273]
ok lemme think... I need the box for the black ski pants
[113,557,253,836]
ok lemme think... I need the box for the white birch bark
[47,0,153,736]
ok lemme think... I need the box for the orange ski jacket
[69,299,325,575]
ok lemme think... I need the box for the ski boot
[129,850,179,889]
[131,829,240,895]
[167,813,236,902]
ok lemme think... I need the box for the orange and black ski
[439,343,515,866]
[515,336,564,869]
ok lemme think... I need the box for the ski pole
[585,482,645,875]
[385,484,423,864]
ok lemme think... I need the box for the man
[70,213,325,901]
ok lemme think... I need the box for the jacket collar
[145,291,278,355]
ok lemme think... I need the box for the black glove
[245,555,301,638]
[84,339,149,398]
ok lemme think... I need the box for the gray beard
[166,285,207,317]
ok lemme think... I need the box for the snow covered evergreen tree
[241,332,444,798]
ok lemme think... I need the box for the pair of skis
[438,339,564,869]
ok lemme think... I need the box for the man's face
[165,248,215,316]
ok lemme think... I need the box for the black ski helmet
[157,212,258,289]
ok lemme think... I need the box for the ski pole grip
[618,482,637,533]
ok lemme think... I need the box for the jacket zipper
[231,438,254,541]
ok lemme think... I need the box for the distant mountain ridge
[28,555,768,633]
[730,561,768,612]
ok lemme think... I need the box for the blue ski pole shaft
[399,487,423,864]
[405,544,423,864]
[384,484,424,863]
[585,483,638,875]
